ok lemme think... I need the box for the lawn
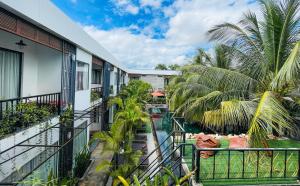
[183,138,300,185]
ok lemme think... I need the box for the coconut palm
[169,0,300,147]
[193,45,234,69]
[120,80,152,105]
[208,0,300,85]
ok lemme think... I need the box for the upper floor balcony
[0,92,61,139]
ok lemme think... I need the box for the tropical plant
[18,170,77,186]
[168,64,181,70]
[193,45,233,69]
[73,146,91,178]
[155,64,168,70]
[0,102,53,138]
[120,80,152,104]
[59,106,73,127]
[109,97,150,134]
[117,167,194,186]
[90,90,100,102]
[94,97,149,183]
[168,0,300,147]
[110,85,114,94]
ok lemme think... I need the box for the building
[0,0,178,184]
[127,69,180,91]
[0,0,131,183]
[0,0,180,183]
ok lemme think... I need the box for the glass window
[0,49,21,100]
[92,69,102,84]
[76,62,89,91]
[114,72,118,85]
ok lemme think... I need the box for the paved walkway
[79,142,114,186]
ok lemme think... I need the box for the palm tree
[208,0,300,84]
[155,64,168,70]
[193,45,233,69]
[94,97,149,182]
[168,0,300,147]
[120,80,152,105]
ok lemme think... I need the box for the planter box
[79,159,95,181]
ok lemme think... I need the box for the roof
[127,69,181,76]
[0,0,126,71]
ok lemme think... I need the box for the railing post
[0,102,2,120]
[179,145,182,177]
[58,93,61,115]
[172,132,175,150]
[195,149,200,183]
[183,132,186,156]
[298,150,300,180]
[115,153,119,169]
[192,145,195,171]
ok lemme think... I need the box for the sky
[51,0,258,69]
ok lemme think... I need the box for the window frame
[76,61,90,91]
[0,47,22,99]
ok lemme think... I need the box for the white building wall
[125,73,129,85]
[140,75,165,90]
[37,46,61,94]
[0,117,60,182]
[109,67,118,96]
[74,48,92,111]
[0,30,61,97]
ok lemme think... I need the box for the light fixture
[15,39,27,49]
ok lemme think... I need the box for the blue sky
[52,0,258,69]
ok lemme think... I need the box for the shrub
[90,91,100,102]
[73,147,92,178]
[0,102,53,138]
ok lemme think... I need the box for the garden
[164,0,300,185]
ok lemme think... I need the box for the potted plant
[73,147,92,180]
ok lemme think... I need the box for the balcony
[90,87,103,103]
[0,92,61,139]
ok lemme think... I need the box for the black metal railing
[126,113,300,185]
[194,148,300,183]
[125,114,187,183]
[150,97,166,104]
[0,102,103,185]
[91,87,103,102]
[0,92,61,120]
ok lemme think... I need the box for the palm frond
[203,100,257,129]
[248,91,293,147]
[183,91,223,121]
[108,97,124,109]
[271,42,300,90]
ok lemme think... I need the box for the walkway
[79,142,114,186]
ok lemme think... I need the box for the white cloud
[165,0,259,46]
[140,0,162,8]
[125,4,139,14]
[111,0,139,15]
[83,0,259,69]
[83,25,191,69]
[70,0,77,4]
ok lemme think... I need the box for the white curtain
[76,62,89,91]
[0,49,20,100]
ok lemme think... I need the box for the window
[92,69,102,84]
[76,62,89,91]
[114,72,118,85]
[0,48,21,100]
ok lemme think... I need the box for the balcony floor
[79,142,114,186]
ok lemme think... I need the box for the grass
[183,138,300,185]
